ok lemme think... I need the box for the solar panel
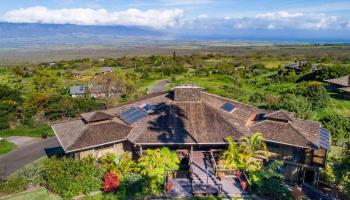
[142,104,157,113]
[221,103,235,112]
[319,128,330,151]
[119,107,148,125]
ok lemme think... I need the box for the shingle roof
[69,85,88,95]
[325,75,350,87]
[52,89,327,153]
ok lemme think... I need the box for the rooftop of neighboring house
[53,85,330,153]
[69,85,89,95]
[325,75,350,87]
[100,67,114,73]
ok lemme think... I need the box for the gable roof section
[325,75,350,87]
[264,110,294,122]
[82,111,114,123]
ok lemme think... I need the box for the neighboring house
[97,67,114,75]
[69,85,89,97]
[72,70,85,78]
[69,85,106,98]
[284,61,308,72]
[53,85,330,187]
[324,75,350,99]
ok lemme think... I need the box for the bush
[251,161,293,200]
[43,156,103,199]
[137,147,179,194]
[103,172,120,192]
[0,176,28,194]
[293,82,330,110]
[269,94,312,119]
[321,113,350,145]
[115,173,150,199]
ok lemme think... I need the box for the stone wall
[174,87,201,102]
[76,141,131,159]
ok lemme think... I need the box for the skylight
[221,103,235,112]
[141,104,157,113]
[119,107,148,125]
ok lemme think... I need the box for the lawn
[0,124,54,138]
[0,188,61,200]
[0,140,16,155]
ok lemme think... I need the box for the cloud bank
[2,6,184,28]
[1,7,350,32]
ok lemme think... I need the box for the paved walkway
[148,79,170,94]
[0,136,61,178]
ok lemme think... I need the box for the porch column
[140,145,143,156]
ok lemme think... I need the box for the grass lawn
[0,124,54,138]
[0,140,16,155]
[0,188,61,200]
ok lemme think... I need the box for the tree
[221,133,269,173]
[239,133,269,172]
[91,72,136,98]
[321,113,350,145]
[31,70,59,92]
[0,84,22,129]
[294,82,330,110]
[271,94,313,119]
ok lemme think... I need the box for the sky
[1,0,350,41]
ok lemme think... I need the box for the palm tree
[220,137,241,169]
[239,132,269,172]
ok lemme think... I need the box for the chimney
[173,85,202,102]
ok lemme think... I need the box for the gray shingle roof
[52,89,327,153]
[69,85,88,95]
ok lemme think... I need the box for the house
[284,61,308,72]
[53,85,330,187]
[324,75,350,99]
[72,70,85,78]
[96,67,114,75]
[69,85,107,98]
[69,85,89,97]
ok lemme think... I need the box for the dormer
[264,111,293,123]
[81,111,114,123]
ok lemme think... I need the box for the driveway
[0,136,61,178]
[148,79,170,94]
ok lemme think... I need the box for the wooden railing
[302,183,335,200]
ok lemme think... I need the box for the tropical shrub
[43,156,103,199]
[220,133,268,173]
[251,161,293,200]
[99,152,135,178]
[114,173,150,199]
[103,172,120,192]
[293,82,330,110]
[321,113,350,145]
[137,147,179,194]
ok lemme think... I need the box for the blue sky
[1,0,350,40]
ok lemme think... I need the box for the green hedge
[43,156,103,199]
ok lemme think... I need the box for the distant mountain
[0,22,163,39]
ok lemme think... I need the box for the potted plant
[234,170,241,178]
[41,132,48,139]
[240,180,248,191]
[165,172,174,191]
[165,179,173,191]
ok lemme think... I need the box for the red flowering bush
[104,172,120,192]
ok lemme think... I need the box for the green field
[0,140,16,155]
[0,125,54,138]
[0,188,61,200]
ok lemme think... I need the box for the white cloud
[256,11,303,19]
[2,6,184,29]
